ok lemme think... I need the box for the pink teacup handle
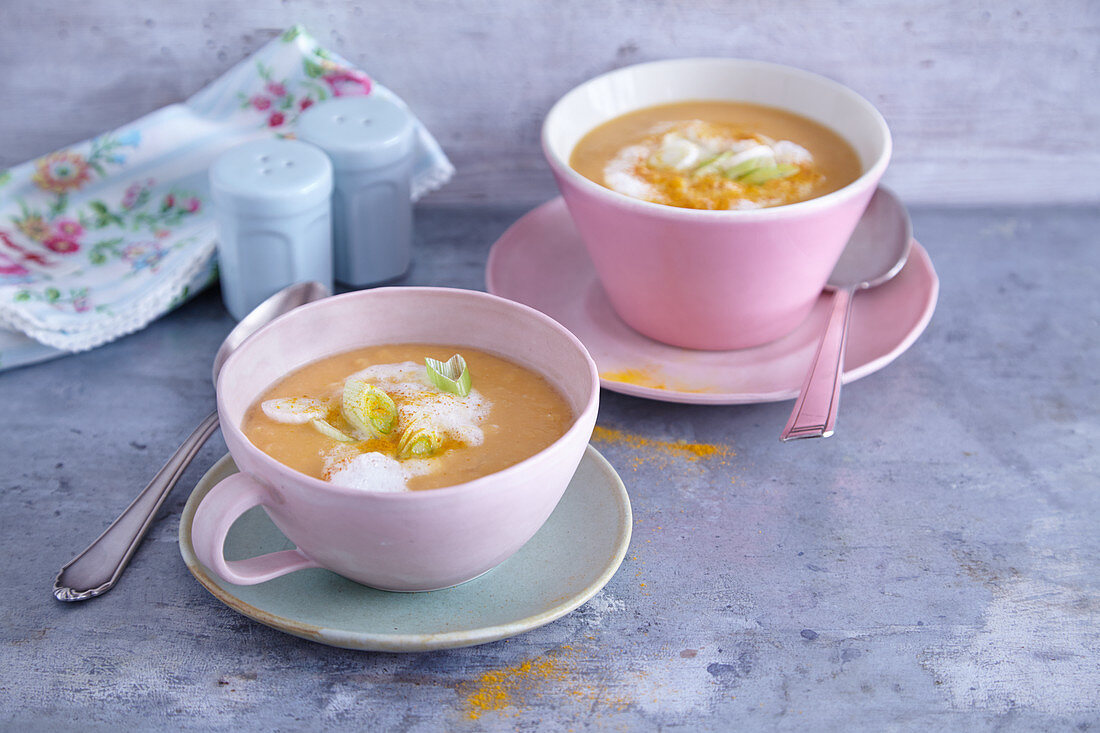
[191,472,321,585]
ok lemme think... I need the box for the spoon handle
[781,289,854,441]
[53,410,221,601]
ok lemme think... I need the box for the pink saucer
[486,198,939,405]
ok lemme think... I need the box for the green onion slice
[692,151,734,178]
[310,418,356,443]
[341,379,397,437]
[396,421,444,460]
[425,354,472,397]
[740,163,799,185]
[261,397,327,424]
[722,157,770,180]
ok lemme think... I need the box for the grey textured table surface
[1,204,1097,731]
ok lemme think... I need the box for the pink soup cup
[543,58,892,350]
[191,287,599,592]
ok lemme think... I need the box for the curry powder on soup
[569,101,862,211]
[242,344,573,492]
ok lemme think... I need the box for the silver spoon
[53,281,331,601]
[780,187,912,441]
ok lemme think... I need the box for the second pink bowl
[542,58,892,350]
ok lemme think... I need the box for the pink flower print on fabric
[122,185,141,209]
[0,251,30,277]
[43,235,80,254]
[323,69,372,97]
[0,231,53,268]
[239,46,374,132]
[54,219,83,239]
[122,179,155,210]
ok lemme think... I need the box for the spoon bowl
[213,281,331,384]
[828,186,912,291]
[54,281,330,601]
[781,187,912,441]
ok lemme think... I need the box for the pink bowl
[191,287,600,592]
[543,58,892,350]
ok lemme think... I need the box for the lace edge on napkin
[0,241,216,353]
[412,158,456,201]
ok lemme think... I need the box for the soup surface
[569,101,862,210]
[242,344,573,492]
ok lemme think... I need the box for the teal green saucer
[179,446,631,652]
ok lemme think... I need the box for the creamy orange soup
[569,101,862,210]
[242,344,573,492]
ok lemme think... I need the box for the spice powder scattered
[601,368,670,391]
[600,367,715,393]
[463,653,571,720]
[591,425,733,463]
[461,647,634,720]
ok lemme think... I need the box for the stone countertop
[1,204,1097,731]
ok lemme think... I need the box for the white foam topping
[349,361,429,392]
[603,144,658,201]
[325,451,411,493]
[773,140,812,165]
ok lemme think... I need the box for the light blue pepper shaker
[296,96,416,286]
[209,139,334,320]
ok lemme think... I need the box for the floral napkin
[0,25,453,371]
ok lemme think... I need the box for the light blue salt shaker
[296,96,416,286]
[209,139,333,320]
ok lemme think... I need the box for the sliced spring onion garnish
[310,418,356,443]
[722,157,770,180]
[425,354,472,397]
[740,163,799,185]
[396,422,444,460]
[692,151,734,178]
[341,379,397,437]
[261,397,328,424]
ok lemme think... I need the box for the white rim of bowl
[542,57,892,222]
